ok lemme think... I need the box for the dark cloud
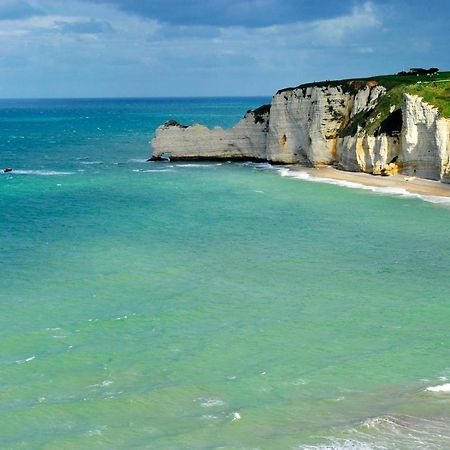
[0,0,43,20]
[55,18,114,34]
[84,0,348,27]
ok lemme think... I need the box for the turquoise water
[1,98,450,449]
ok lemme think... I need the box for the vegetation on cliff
[335,71,450,137]
[247,104,271,124]
[406,80,450,117]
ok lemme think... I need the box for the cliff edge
[151,72,450,183]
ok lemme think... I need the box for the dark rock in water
[3,168,12,173]
[148,153,171,162]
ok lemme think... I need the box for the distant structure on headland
[397,67,440,76]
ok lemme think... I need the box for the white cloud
[310,2,379,44]
[1,0,445,97]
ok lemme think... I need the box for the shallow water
[1,98,450,449]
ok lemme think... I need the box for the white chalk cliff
[151,107,269,161]
[151,81,450,183]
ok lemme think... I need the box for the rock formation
[151,106,269,161]
[151,76,450,183]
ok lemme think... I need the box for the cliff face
[337,133,401,175]
[151,107,269,161]
[266,84,385,165]
[401,94,450,180]
[151,78,450,183]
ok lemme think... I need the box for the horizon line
[0,95,273,101]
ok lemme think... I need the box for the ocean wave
[89,380,113,389]
[79,161,103,165]
[127,158,149,163]
[175,163,217,168]
[195,397,225,408]
[16,356,36,364]
[425,383,450,392]
[301,440,376,450]
[199,398,225,408]
[279,168,450,205]
[3,170,74,176]
[242,162,274,170]
[139,169,176,173]
[300,415,450,450]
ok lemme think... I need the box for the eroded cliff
[151,106,269,161]
[151,73,450,183]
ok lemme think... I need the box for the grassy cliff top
[405,79,450,117]
[278,71,450,137]
[278,71,450,94]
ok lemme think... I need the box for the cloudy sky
[0,0,447,97]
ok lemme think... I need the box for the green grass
[327,71,450,137]
[276,71,450,137]
[279,71,450,93]
[405,81,450,117]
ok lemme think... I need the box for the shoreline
[283,164,450,202]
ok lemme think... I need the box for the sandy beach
[288,165,450,200]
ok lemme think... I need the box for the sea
[1,97,450,450]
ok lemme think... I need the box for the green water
[1,99,450,449]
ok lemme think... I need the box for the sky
[0,0,448,98]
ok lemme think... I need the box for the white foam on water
[301,440,377,450]
[301,415,450,450]
[5,170,74,176]
[115,315,128,320]
[199,398,225,408]
[426,383,450,392]
[232,412,241,421]
[243,162,274,170]
[79,161,103,165]
[89,380,113,388]
[16,356,36,364]
[140,169,176,173]
[84,425,108,437]
[175,163,216,168]
[330,396,345,402]
[279,168,450,205]
[128,158,149,163]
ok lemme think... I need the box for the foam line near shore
[278,167,450,206]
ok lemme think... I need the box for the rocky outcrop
[151,106,269,161]
[266,86,351,164]
[337,133,401,175]
[151,81,450,183]
[266,83,386,165]
[400,94,450,180]
[336,95,450,180]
